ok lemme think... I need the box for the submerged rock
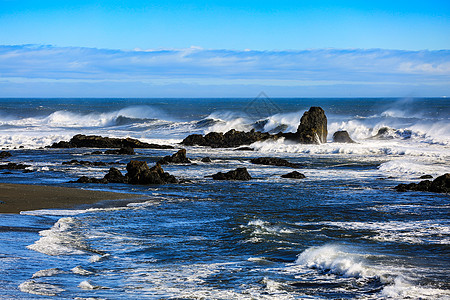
[201,157,212,163]
[0,151,12,159]
[62,160,110,167]
[211,167,252,181]
[332,131,355,143]
[250,157,299,168]
[50,134,174,149]
[104,146,135,155]
[0,163,31,170]
[281,171,306,179]
[157,149,191,165]
[74,176,108,184]
[395,173,450,194]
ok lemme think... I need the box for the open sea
[0,97,449,299]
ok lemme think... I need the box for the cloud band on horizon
[0,45,449,97]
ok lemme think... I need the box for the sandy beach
[0,183,142,214]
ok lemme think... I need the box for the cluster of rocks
[73,161,178,185]
[0,162,31,170]
[250,157,300,168]
[50,134,173,149]
[395,173,449,193]
[182,107,329,148]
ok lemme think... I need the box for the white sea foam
[27,217,88,256]
[378,159,449,177]
[78,280,103,290]
[295,244,450,299]
[32,268,66,278]
[19,280,65,296]
[72,266,94,276]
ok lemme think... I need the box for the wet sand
[0,183,142,214]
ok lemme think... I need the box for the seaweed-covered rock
[296,107,328,144]
[50,134,173,149]
[211,167,252,181]
[332,131,355,143]
[126,161,178,184]
[201,157,212,163]
[157,149,191,165]
[395,173,449,193]
[281,171,306,179]
[250,157,299,168]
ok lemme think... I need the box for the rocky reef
[50,134,174,149]
[181,106,328,148]
[395,173,449,194]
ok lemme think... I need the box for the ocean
[0,97,449,299]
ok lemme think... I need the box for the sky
[0,0,449,97]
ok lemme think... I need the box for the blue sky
[0,1,449,97]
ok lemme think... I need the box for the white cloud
[0,45,449,97]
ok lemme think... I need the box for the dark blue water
[0,98,449,299]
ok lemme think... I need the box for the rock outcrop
[157,149,191,165]
[62,160,114,167]
[181,107,328,147]
[182,129,274,148]
[332,131,355,143]
[211,167,252,180]
[201,157,212,163]
[104,167,128,183]
[281,171,306,179]
[250,157,299,168]
[295,107,327,144]
[50,134,174,149]
[0,151,12,159]
[395,173,450,193]
[126,161,178,184]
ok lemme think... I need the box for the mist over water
[0,98,449,299]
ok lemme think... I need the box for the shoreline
[0,183,143,214]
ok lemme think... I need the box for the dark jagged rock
[105,146,135,155]
[201,157,212,163]
[62,160,110,167]
[0,151,12,159]
[281,171,306,179]
[181,107,328,147]
[332,131,355,143]
[419,174,433,179]
[250,157,299,168]
[50,134,173,149]
[182,129,274,148]
[157,149,191,165]
[395,173,449,194]
[126,161,178,184]
[104,167,128,183]
[0,163,31,170]
[295,107,328,144]
[74,176,108,184]
[211,167,252,180]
